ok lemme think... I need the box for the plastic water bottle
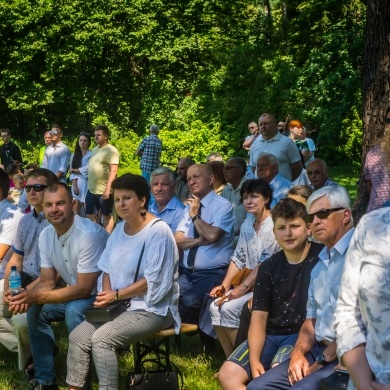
[9,266,22,296]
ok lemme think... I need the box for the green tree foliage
[0,0,366,165]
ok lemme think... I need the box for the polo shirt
[149,196,185,233]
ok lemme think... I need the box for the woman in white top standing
[69,132,92,215]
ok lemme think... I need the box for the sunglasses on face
[305,207,344,223]
[307,169,324,176]
[385,118,390,124]
[49,130,58,135]
[25,184,48,193]
[224,166,240,171]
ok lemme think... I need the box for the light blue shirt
[269,173,293,208]
[306,228,355,343]
[149,196,185,233]
[177,190,234,270]
[42,141,71,183]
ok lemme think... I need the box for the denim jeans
[27,295,95,385]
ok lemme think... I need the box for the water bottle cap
[11,266,17,271]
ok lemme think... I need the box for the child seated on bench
[218,198,323,390]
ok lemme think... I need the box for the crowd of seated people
[0,109,389,390]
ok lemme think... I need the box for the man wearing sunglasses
[0,168,58,381]
[306,159,337,191]
[41,124,71,184]
[246,185,354,390]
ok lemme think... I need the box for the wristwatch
[192,215,201,223]
[316,353,327,365]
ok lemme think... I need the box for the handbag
[127,371,179,390]
[320,370,349,390]
[84,243,145,323]
[231,268,252,288]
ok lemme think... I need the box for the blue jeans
[27,296,95,385]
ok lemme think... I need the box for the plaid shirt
[139,134,162,173]
[364,145,390,212]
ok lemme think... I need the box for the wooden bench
[133,323,198,372]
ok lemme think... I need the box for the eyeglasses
[306,169,324,176]
[385,118,390,124]
[224,166,240,171]
[25,184,48,193]
[305,208,344,223]
[49,130,58,135]
[80,132,90,136]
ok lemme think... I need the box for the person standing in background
[39,131,52,166]
[41,124,71,184]
[135,124,162,183]
[0,129,23,171]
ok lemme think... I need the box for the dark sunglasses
[49,130,58,135]
[305,207,344,223]
[25,184,48,193]
[80,132,90,137]
[306,169,324,176]
[385,118,390,124]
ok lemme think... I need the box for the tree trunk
[353,0,390,223]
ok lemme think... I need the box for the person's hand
[306,361,322,376]
[73,184,79,196]
[209,285,226,298]
[102,188,110,200]
[229,284,248,300]
[185,195,201,218]
[94,290,117,308]
[372,383,390,390]
[3,289,11,305]
[251,361,266,379]
[8,290,34,314]
[197,236,210,246]
[288,354,310,385]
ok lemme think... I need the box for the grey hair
[150,124,159,134]
[150,166,175,185]
[227,157,247,171]
[307,158,327,170]
[306,185,351,212]
[257,152,279,167]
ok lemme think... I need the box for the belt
[182,266,228,273]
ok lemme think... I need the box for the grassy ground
[0,165,360,390]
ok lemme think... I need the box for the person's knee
[219,361,248,388]
[11,313,28,332]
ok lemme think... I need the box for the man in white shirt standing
[41,124,71,183]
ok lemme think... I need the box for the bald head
[187,164,214,198]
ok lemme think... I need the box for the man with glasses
[243,122,260,152]
[306,159,337,191]
[0,128,23,170]
[41,124,71,184]
[221,157,247,238]
[246,185,354,390]
[0,168,58,381]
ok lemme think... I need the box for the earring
[140,208,147,217]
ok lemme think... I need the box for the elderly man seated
[306,158,337,191]
[256,153,292,208]
[149,167,185,233]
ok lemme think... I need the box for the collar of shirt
[259,132,282,143]
[318,227,355,266]
[150,196,180,214]
[227,176,247,192]
[199,189,216,208]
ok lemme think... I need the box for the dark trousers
[246,341,338,390]
[178,267,226,325]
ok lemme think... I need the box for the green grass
[328,164,360,203]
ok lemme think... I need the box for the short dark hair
[0,169,10,198]
[5,163,20,176]
[111,173,150,205]
[227,157,247,175]
[44,182,73,203]
[51,123,63,133]
[95,125,110,137]
[26,168,59,186]
[178,157,195,167]
[0,129,10,135]
[271,198,307,223]
[240,179,273,210]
